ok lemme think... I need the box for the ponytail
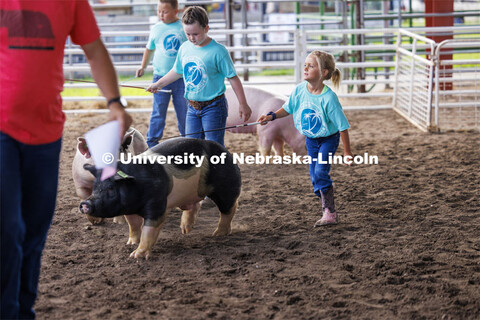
[330,68,341,89]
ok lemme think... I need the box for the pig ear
[114,170,135,181]
[121,135,133,151]
[83,163,98,177]
[121,129,134,151]
[77,137,91,158]
[125,127,134,136]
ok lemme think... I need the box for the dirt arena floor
[35,103,479,319]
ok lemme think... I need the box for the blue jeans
[1,132,62,319]
[185,96,228,146]
[306,132,340,197]
[147,74,187,148]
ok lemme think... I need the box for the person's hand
[108,103,133,137]
[343,152,354,166]
[136,68,145,78]
[146,82,162,93]
[257,114,272,125]
[239,103,252,122]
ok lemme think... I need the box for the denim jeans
[147,74,187,148]
[306,132,340,196]
[185,96,228,146]
[1,132,62,319]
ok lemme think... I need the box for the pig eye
[107,186,116,198]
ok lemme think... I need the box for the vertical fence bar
[426,54,435,131]
[225,0,233,49]
[294,29,302,84]
[397,0,402,27]
[241,0,249,81]
[434,46,440,129]
[392,31,401,108]
[407,38,417,117]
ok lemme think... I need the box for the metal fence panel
[393,29,435,132]
[434,40,480,132]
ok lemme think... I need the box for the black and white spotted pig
[79,138,241,259]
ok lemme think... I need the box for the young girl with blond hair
[258,50,353,226]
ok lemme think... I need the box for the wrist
[107,96,127,108]
[266,111,276,121]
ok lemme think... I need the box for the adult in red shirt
[0,1,132,318]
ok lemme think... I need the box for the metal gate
[433,39,480,131]
[393,29,435,132]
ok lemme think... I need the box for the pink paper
[101,166,117,181]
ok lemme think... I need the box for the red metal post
[425,0,454,90]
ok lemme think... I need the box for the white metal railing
[433,39,480,131]
[392,28,480,132]
[392,29,436,132]
[64,27,405,106]
[63,26,480,120]
[90,1,224,9]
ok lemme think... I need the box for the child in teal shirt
[258,51,353,227]
[137,0,187,147]
[146,6,251,146]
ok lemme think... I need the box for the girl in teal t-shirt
[258,51,353,227]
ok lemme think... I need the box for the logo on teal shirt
[301,108,326,137]
[163,34,182,56]
[183,57,207,92]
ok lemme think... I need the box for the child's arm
[146,69,182,93]
[340,129,354,166]
[257,108,289,125]
[136,48,153,77]
[228,76,252,122]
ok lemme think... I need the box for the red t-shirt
[0,0,100,144]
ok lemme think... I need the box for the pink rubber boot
[314,187,338,227]
[314,208,338,227]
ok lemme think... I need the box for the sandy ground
[35,103,479,319]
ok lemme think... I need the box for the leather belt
[188,94,225,110]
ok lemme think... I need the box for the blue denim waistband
[308,131,339,141]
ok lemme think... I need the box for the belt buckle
[189,100,201,110]
[190,95,223,110]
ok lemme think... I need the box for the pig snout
[80,200,104,224]
[79,200,93,215]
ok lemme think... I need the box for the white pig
[225,87,306,156]
[72,127,148,224]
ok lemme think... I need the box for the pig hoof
[130,248,150,260]
[126,237,140,245]
[86,215,104,225]
[212,227,231,237]
[113,216,126,224]
[180,224,194,234]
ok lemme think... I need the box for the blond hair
[308,50,341,89]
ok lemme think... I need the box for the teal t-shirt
[282,82,350,138]
[146,20,186,76]
[173,39,236,101]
